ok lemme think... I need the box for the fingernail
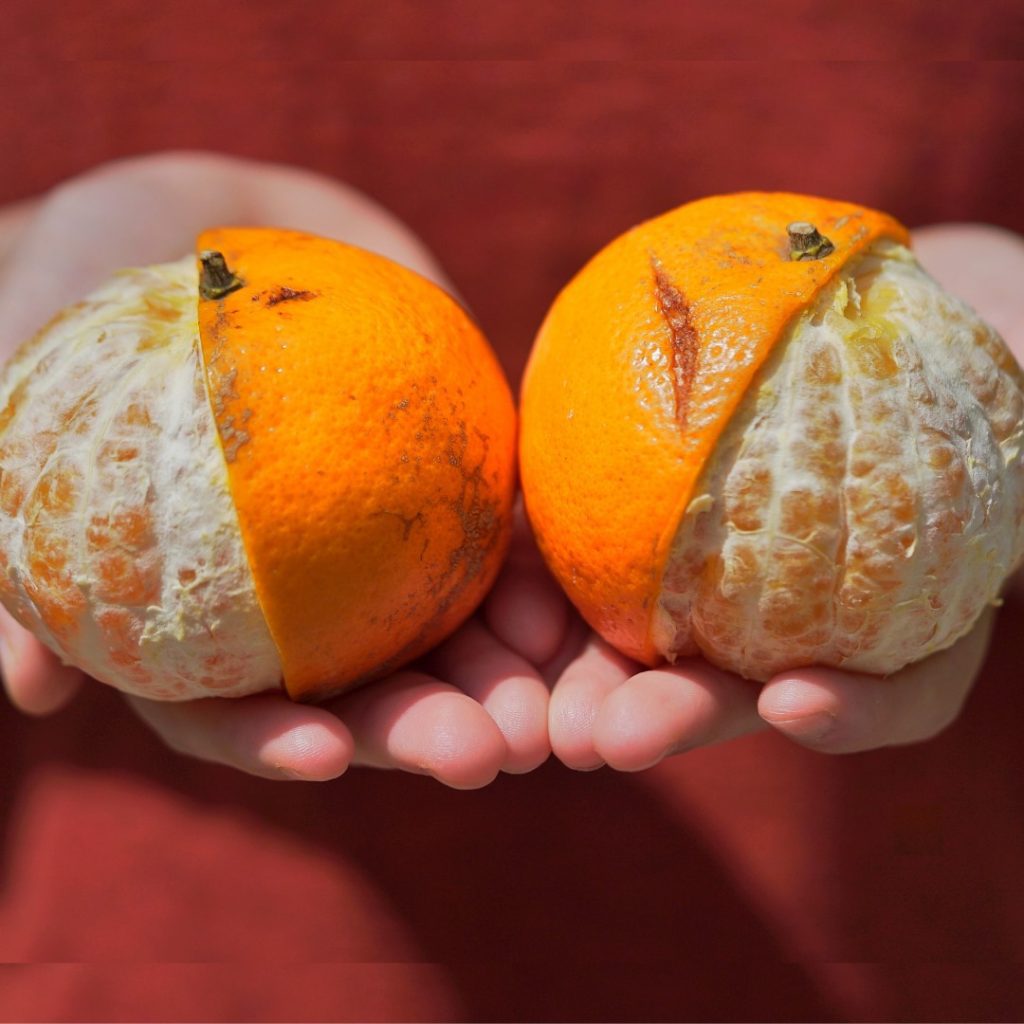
[768,711,837,744]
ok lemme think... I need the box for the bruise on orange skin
[261,286,316,307]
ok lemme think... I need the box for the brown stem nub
[787,222,835,261]
[199,250,244,299]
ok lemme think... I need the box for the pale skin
[1,153,1022,784]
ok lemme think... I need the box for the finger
[126,691,355,782]
[758,608,996,753]
[330,671,507,790]
[593,660,765,772]
[0,605,84,715]
[548,634,636,770]
[483,504,570,667]
[423,618,550,774]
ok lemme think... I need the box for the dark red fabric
[3,8,1024,1021]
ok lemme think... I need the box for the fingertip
[499,717,551,775]
[423,620,551,775]
[547,637,633,770]
[257,716,355,782]
[548,695,605,771]
[340,675,509,789]
[594,665,763,771]
[470,668,550,775]
[127,690,356,782]
[422,700,508,789]
[592,676,692,772]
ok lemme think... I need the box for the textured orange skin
[198,228,517,701]
[519,193,908,666]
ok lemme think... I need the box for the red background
[3,4,1024,1021]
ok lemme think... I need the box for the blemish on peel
[265,287,316,307]
[650,256,700,430]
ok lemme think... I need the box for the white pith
[652,242,1024,680]
[0,257,282,699]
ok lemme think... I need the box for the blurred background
[2,3,1024,1021]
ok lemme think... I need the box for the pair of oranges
[1,193,1021,702]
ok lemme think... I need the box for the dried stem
[787,222,835,261]
[199,250,244,299]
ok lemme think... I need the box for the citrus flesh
[0,259,280,699]
[520,193,1024,680]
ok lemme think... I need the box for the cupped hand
[549,222,1024,770]
[0,152,567,786]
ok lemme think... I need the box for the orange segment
[519,192,907,665]
[197,228,516,700]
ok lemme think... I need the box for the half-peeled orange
[0,228,517,701]
[520,193,1024,680]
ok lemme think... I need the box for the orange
[520,192,1024,680]
[0,228,516,701]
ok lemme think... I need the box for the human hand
[547,223,1024,770]
[0,152,566,785]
